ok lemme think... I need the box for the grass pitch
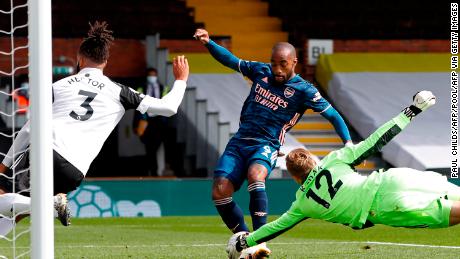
[1,216,460,258]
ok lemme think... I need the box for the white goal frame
[29,0,54,258]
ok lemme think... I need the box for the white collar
[78,67,103,75]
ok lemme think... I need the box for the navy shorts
[214,138,278,191]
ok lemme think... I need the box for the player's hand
[241,243,271,259]
[226,231,249,259]
[345,140,353,147]
[193,28,210,44]
[413,90,436,112]
[402,90,436,120]
[173,55,189,81]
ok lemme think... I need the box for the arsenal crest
[284,87,295,98]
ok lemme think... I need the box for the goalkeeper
[227,91,460,258]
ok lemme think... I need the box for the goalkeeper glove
[402,90,436,120]
[241,242,272,259]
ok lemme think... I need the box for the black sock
[214,197,249,233]
[248,181,268,231]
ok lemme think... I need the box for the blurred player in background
[0,21,189,235]
[226,91,460,259]
[194,28,352,244]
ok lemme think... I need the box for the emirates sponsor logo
[254,84,289,111]
[284,87,295,98]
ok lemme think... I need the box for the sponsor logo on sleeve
[312,92,322,102]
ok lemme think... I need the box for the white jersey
[3,67,186,175]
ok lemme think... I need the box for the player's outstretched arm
[194,28,240,72]
[336,91,436,166]
[320,106,352,145]
[136,56,188,117]
[1,121,30,170]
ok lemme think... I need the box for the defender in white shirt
[0,21,189,233]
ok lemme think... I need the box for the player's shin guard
[248,181,268,230]
[214,197,249,233]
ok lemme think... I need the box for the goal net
[0,0,53,258]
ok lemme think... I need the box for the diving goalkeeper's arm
[331,90,436,167]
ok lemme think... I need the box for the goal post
[28,0,54,258]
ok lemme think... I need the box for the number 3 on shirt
[305,170,343,209]
[69,90,97,121]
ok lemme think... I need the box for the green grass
[1,216,460,258]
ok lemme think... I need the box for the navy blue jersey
[235,60,331,148]
[204,39,351,147]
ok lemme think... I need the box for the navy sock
[248,181,268,231]
[214,197,249,233]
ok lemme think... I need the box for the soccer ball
[68,184,116,217]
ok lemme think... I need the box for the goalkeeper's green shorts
[367,168,459,228]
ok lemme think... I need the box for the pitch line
[4,241,460,249]
[271,241,460,249]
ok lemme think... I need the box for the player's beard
[274,75,285,84]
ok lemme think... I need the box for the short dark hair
[146,67,158,74]
[272,42,297,59]
[78,21,114,64]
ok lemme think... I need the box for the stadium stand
[186,0,288,62]
[0,0,203,39]
[263,0,448,45]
